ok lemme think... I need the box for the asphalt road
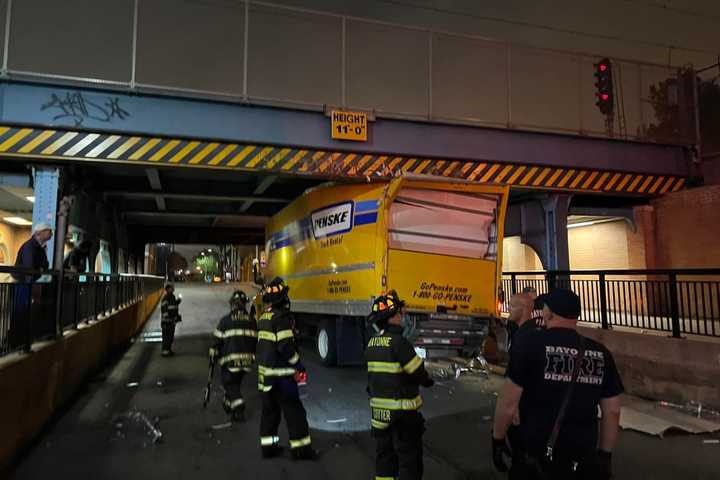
[7,284,720,479]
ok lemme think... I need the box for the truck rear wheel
[316,321,338,367]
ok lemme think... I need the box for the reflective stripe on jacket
[210,309,257,369]
[256,304,300,391]
[366,324,430,427]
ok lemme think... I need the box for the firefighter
[160,283,181,356]
[209,290,257,422]
[366,290,434,480]
[256,277,317,460]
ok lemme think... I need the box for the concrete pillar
[511,194,571,271]
[32,167,60,266]
[541,194,572,271]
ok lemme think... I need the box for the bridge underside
[0,81,692,262]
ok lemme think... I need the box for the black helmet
[262,277,289,305]
[229,290,248,309]
[164,283,174,291]
[368,290,405,326]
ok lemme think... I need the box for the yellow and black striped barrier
[0,125,685,196]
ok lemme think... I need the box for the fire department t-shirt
[506,327,624,458]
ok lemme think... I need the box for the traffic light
[594,58,613,115]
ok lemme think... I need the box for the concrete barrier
[580,326,720,408]
[0,289,162,469]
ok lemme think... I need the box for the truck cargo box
[261,176,508,365]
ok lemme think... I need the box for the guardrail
[502,269,720,338]
[0,266,164,357]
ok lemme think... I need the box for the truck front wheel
[316,321,338,367]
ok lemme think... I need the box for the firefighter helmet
[368,290,405,326]
[229,290,248,309]
[262,277,290,305]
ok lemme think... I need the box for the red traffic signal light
[593,58,613,116]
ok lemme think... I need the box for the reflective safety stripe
[209,347,218,358]
[258,383,273,392]
[371,419,390,430]
[259,312,273,321]
[218,353,255,365]
[259,365,296,377]
[224,397,245,408]
[289,436,312,449]
[367,361,403,374]
[375,476,397,480]
[227,366,250,373]
[287,352,300,365]
[258,331,277,341]
[276,329,294,341]
[370,395,423,411]
[166,305,178,310]
[260,436,280,446]
[402,355,423,374]
[213,329,223,338]
[221,328,257,338]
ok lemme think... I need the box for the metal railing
[502,269,720,338]
[0,266,164,358]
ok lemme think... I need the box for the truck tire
[316,320,338,367]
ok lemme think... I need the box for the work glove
[596,450,612,479]
[491,431,511,473]
[422,377,434,388]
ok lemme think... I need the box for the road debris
[326,418,348,424]
[452,355,490,379]
[211,422,233,430]
[658,401,720,421]
[113,409,163,444]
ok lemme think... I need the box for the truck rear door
[385,183,507,319]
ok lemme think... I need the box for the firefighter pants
[259,378,312,453]
[221,367,246,414]
[161,322,175,353]
[372,411,425,480]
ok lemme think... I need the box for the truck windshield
[388,188,498,260]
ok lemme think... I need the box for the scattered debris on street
[210,422,233,430]
[620,397,720,437]
[113,409,163,444]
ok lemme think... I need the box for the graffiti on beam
[41,92,130,126]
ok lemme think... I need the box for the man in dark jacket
[8,223,53,349]
[210,290,257,422]
[160,283,181,356]
[366,290,434,480]
[256,277,316,460]
[492,288,623,480]
[12,223,52,282]
[63,240,93,273]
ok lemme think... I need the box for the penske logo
[311,202,353,238]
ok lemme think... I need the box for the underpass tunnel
[0,160,329,278]
[503,190,652,273]
[3,157,662,282]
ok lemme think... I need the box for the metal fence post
[510,273,518,296]
[599,273,609,330]
[547,271,556,291]
[669,272,682,338]
[54,273,64,338]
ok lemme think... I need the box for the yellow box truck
[256,175,509,366]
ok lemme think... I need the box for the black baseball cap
[535,288,581,319]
